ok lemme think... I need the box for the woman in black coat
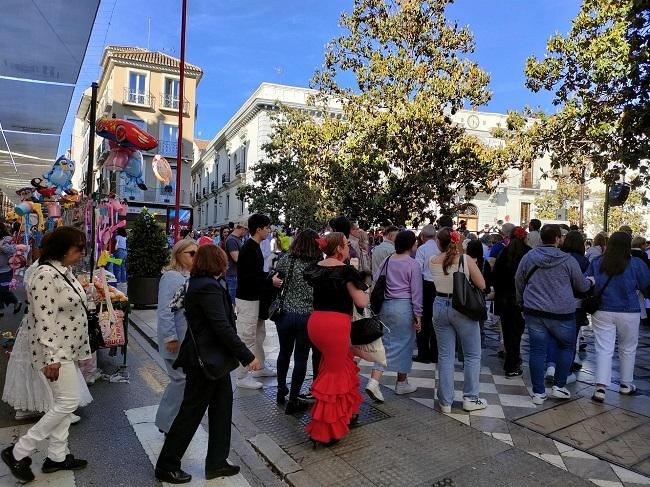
[155,245,260,484]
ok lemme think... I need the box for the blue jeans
[433,297,482,407]
[225,276,237,305]
[275,312,313,400]
[526,314,576,394]
[112,248,127,283]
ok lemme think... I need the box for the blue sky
[61,0,581,152]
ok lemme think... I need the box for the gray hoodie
[515,245,592,319]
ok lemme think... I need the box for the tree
[126,208,169,279]
[586,189,649,235]
[533,175,588,224]
[240,0,516,227]
[516,0,650,188]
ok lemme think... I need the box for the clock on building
[467,114,480,129]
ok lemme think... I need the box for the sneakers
[505,369,523,378]
[565,373,577,384]
[550,385,571,399]
[251,367,277,378]
[236,376,263,389]
[394,380,418,395]
[42,454,88,473]
[462,397,487,412]
[545,366,556,383]
[365,379,384,403]
[70,413,81,425]
[438,403,452,414]
[592,387,606,402]
[619,383,637,395]
[1,445,34,482]
[532,393,547,405]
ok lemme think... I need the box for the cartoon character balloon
[120,150,147,191]
[43,156,75,195]
[95,118,158,150]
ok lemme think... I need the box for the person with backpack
[586,232,650,402]
[515,224,593,405]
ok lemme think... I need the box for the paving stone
[516,397,614,435]
[425,448,593,487]
[285,469,322,487]
[562,455,620,482]
[470,416,511,434]
[248,433,301,476]
[589,422,650,468]
[509,423,561,456]
[284,439,335,467]
[551,408,648,450]
[301,456,361,485]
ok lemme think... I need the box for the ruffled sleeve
[342,265,368,291]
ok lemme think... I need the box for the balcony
[118,188,190,205]
[123,88,154,108]
[99,90,113,115]
[235,163,241,175]
[202,187,207,196]
[160,93,190,114]
[211,181,217,193]
[159,140,179,157]
[222,173,231,185]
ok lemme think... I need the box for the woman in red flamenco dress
[303,232,369,445]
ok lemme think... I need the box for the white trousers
[235,299,266,379]
[14,361,81,462]
[591,311,640,387]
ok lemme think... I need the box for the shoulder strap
[458,254,465,272]
[524,265,540,287]
[596,274,614,297]
[41,262,90,315]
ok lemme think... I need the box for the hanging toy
[15,202,45,232]
[30,178,57,200]
[43,156,75,195]
[104,141,131,172]
[15,187,35,202]
[95,117,158,151]
[152,155,173,185]
[108,193,128,216]
[60,188,80,205]
[120,150,147,191]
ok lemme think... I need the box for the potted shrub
[126,208,170,308]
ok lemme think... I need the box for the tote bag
[452,255,487,321]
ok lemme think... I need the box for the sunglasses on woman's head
[184,250,196,257]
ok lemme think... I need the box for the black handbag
[370,258,389,313]
[582,275,613,315]
[452,255,487,321]
[42,263,105,352]
[269,256,296,322]
[351,312,387,345]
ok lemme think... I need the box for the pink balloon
[105,148,130,171]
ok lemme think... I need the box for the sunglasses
[184,250,196,257]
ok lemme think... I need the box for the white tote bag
[350,337,387,367]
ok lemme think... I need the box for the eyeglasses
[184,250,196,257]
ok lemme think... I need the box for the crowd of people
[2,213,649,484]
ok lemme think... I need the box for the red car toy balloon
[96,117,158,151]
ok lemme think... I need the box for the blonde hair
[165,239,197,272]
[357,228,369,251]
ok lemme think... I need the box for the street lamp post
[173,0,187,241]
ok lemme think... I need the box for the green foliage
[586,190,649,235]
[240,0,515,227]
[533,175,588,224]
[506,0,650,188]
[125,208,169,279]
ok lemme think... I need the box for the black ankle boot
[277,386,289,405]
[285,398,309,415]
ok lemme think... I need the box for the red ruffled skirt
[306,311,363,443]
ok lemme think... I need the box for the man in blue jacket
[515,224,593,405]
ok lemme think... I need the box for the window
[225,194,230,219]
[234,153,239,174]
[520,162,534,188]
[161,124,179,156]
[214,199,218,223]
[126,117,145,131]
[128,72,147,104]
[239,197,245,215]
[241,145,246,172]
[520,202,531,225]
[163,78,180,109]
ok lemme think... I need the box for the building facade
[71,46,202,222]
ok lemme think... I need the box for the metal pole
[579,167,585,229]
[87,82,99,274]
[173,0,187,241]
[603,184,610,233]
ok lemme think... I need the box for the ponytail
[438,227,461,275]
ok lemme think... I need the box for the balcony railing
[159,140,179,157]
[99,90,113,114]
[211,181,216,193]
[123,88,154,108]
[235,163,241,175]
[160,93,190,114]
[222,173,231,185]
[118,188,189,205]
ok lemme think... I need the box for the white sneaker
[14,410,42,420]
[438,403,452,414]
[70,414,81,424]
[236,376,263,389]
[545,366,555,383]
[365,379,384,403]
[462,397,487,412]
[565,373,577,384]
[251,367,277,378]
[394,380,417,395]
[532,393,547,405]
[619,383,637,395]
[550,385,571,399]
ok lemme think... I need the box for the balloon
[105,147,130,172]
[152,155,173,185]
[96,117,158,150]
[43,156,75,195]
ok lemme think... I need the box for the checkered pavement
[261,319,650,486]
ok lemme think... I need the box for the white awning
[0,0,100,202]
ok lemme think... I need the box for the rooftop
[101,45,203,77]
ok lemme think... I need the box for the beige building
[71,46,202,221]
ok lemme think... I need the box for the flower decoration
[450,231,462,244]
[316,238,327,250]
[513,226,528,240]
